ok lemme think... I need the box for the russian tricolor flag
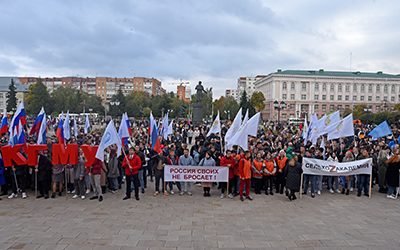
[30,107,45,136]
[56,113,65,144]
[8,102,26,136]
[0,111,8,135]
[118,113,131,147]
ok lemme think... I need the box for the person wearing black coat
[36,151,53,199]
[385,154,400,199]
[284,155,303,201]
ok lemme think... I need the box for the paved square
[1,184,400,250]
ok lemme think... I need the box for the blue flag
[368,121,392,139]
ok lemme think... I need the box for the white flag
[84,114,91,134]
[318,111,341,136]
[206,111,221,137]
[242,109,249,127]
[161,112,169,140]
[227,112,261,150]
[95,120,122,161]
[302,116,308,140]
[305,113,318,145]
[118,113,130,139]
[73,118,78,138]
[225,108,242,143]
[326,113,354,140]
[63,111,71,140]
[167,120,174,135]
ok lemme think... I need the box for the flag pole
[35,166,38,199]
[299,173,304,199]
[369,172,372,198]
[12,168,19,194]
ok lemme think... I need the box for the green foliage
[25,79,52,114]
[108,89,126,117]
[250,91,266,112]
[353,104,368,118]
[6,79,17,112]
[239,91,256,116]
[213,96,239,120]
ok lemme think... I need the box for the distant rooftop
[273,69,400,79]
[0,77,28,92]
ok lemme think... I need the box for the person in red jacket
[89,158,105,202]
[122,147,142,200]
[219,150,236,199]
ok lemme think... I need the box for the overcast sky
[0,0,399,97]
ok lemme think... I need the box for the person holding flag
[122,147,141,200]
[0,111,8,135]
[84,114,91,134]
[56,113,65,144]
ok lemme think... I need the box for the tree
[6,79,18,112]
[239,91,256,116]
[84,93,104,114]
[125,91,151,118]
[250,91,266,112]
[25,79,52,114]
[353,104,368,118]
[213,96,239,120]
[51,87,82,114]
[393,103,400,112]
[108,89,126,117]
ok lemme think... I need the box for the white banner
[164,165,229,182]
[302,157,372,176]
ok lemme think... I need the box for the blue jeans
[303,174,316,194]
[387,186,396,195]
[328,176,339,190]
[357,174,370,195]
[138,169,144,189]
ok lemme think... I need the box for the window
[330,105,335,111]
[290,94,295,100]
[338,105,342,110]
[330,84,334,91]
[361,84,365,92]
[338,84,342,92]
[391,96,395,102]
[360,96,365,101]
[282,82,287,90]
[391,85,395,92]
[291,82,295,90]
[368,84,373,93]
[376,85,380,92]
[338,95,342,101]
[0,93,3,98]
[384,84,388,93]
[314,104,319,111]
[322,105,326,111]
[345,85,350,92]
[301,94,306,100]
[353,84,357,92]
[301,82,307,91]
[315,83,319,91]
[376,96,380,101]
[322,83,327,91]
[353,96,357,101]
[330,95,334,101]
[384,96,388,101]
[322,95,326,100]
[289,104,295,109]
[345,95,349,101]
[282,94,287,100]
[368,96,372,101]
[314,95,319,100]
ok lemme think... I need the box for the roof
[0,77,28,92]
[273,69,400,79]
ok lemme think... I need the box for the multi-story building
[237,76,266,100]
[176,83,191,103]
[225,89,239,100]
[254,69,400,121]
[18,76,165,102]
[0,77,28,113]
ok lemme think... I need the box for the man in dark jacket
[36,150,52,199]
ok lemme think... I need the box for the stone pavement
[1,184,400,250]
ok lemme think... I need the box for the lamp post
[224,110,231,120]
[273,100,286,122]
[109,101,120,119]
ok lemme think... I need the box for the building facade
[237,76,265,101]
[254,69,400,121]
[176,83,191,103]
[18,76,165,102]
[0,77,28,114]
[225,89,239,100]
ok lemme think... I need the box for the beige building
[19,76,165,102]
[254,69,400,121]
[0,77,28,113]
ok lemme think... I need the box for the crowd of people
[1,117,400,202]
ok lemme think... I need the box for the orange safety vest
[276,157,287,171]
[239,158,252,179]
[252,159,263,178]
[264,160,276,176]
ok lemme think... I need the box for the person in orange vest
[239,150,253,201]
[263,151,276,195]
[220,150,236,199]
[252,152,264,194]
[275,150,287,194]
[122,147,142,201]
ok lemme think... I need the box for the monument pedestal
[192,103,203,126]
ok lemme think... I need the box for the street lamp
[224,110,231,120]
[273,100,286,122]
